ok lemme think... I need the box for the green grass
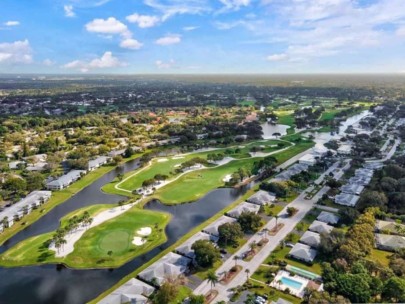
[171,285,192,304]
[277,113,295,127]
[319,109,342,121]
[0,205,171,268]
[0,154,142,246]
[367,249,392,267]
[252,265,279,283]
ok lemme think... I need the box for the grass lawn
[265,246,323,275]
[0,154,142,246]
[274,111,295,127]
[367,249,392,267]
[171,285,192,304]
[319,109,342,121]
[193,259,223,280]
[0,205,171,269]
[251,265,279,283]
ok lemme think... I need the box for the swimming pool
[281,276,303,290]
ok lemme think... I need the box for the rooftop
[247,190,276,206]
[317,211,340,225]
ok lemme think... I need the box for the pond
[0,158,250,304]
[261,122,290,139]
[303,110,370,149]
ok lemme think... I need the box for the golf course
[103,137,314,204]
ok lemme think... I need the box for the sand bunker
[157,158,168,162]
[172,156,185,160]
[133,236,146,246]
[223,174,232,182]
[137,227,152,236]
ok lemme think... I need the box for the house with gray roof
[299,231,321,248]
[175,232,218,259]
[226,202,260,218]
[375,234,405,252]
[88,156,110,171]
[275,163,310,181]
[308,220,334,234]
[108,149,126,158]
[247,190,276,206]
[98,278,154,304]
[138,252,191,286]
[340,183,365,195]
[288,243,317,263]
[46,170,86,190]
[335,193,360,207]
[202,216,237,237]
[317,211,340,225]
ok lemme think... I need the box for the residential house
[288,243,317,263]
[375,234,405,252]
[308,220,334,234]
[46,170,86,190]
[88,156,110,171]
[175,232,218,259]
[299,231,321,248]
[202,216,237,237]
[247,190,276,206]
[98,278,154,304]
[317,211,340,225]
[335,193,360,207]
[226,202,260,219]
[137,252,191,286]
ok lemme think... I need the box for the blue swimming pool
[281,276,303,290]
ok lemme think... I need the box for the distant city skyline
[1,0,405,74]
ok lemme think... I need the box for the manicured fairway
[0,205,171,268]
[103,139,288,196]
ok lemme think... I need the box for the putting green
[98,230,131,254]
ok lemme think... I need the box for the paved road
[194,161,347,302]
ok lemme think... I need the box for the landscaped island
[0,203,170,268]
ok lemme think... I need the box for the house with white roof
[340,183,364,195]
[226,202,260,218]
[88,156,110,171]
[375,234,405,252]
[175,232,218,259]
[247,190,276,206]
[288,243,317,263]
[202,216,237,237]
[317,211,340,225]
[299,154,317,166]
[375,220,405,235]
[0,191,51,228]
[46,170,86,190]
[299,231,321,248]
[308,220,334,234]
[98,278,154,304]
[138,252,191,286]
[335,193,360,207]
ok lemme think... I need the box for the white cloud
[43,59,55,66]
[0,40,32,64]
[85,17,130,38]
[183,26,198,31]
[218,0,251,12]
[120,38,143,50]
[64,5,75,17]
[266,53,289,61]
[155,34,181,45]
[155,59,176,69]
[126,13,160,28]
[63,51,125,72]
[144,0,210,20]
[4,21,20,26]
[397,26,405,37]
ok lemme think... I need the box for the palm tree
[206,271,219,293]
[245,268,250,280]
[233,255,239,267]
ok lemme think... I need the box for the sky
[1,0,405,74]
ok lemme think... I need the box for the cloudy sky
[1,0,405,74]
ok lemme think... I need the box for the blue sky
[1,0,405,74]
